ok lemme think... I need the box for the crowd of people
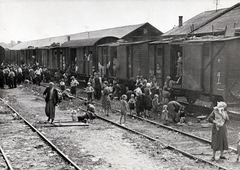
[1,62,235,162]
[79,72,186,126]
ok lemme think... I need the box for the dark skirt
[136,95,144,113]
[60,85,65,91]
[45,100,55,119]
[144,95,152,110]
[211,123,228,151]
[71,86,76,95]
[102,95,111,110]
[129,103,135,110]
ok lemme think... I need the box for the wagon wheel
[230,82,240,99]
[186,92,198,105]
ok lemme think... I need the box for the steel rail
[74,90,237,155]
[0,98,82,170]
[42,84,233,168]
[130,114,237,154]
[0,145,14,170]
[78,107,228,170]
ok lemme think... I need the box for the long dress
[43,87,59,120]
[102,87,111,110]
[208,111,229,151]
[144,88,152,111]
[94,77,102,100]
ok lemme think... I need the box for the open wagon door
[182,43,203,104]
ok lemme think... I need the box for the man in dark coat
[43,82,59,123]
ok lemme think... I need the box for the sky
[0,0,239,43]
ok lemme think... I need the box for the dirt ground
[0,85,239,170]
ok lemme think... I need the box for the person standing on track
[101,81,111,116]
[93,72,102,100]
[70,76,79,98]
[207,101,229,161]
[120,94,128,126]
[43,82,59,123]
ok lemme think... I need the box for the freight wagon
[150,36,240,105]
[97,40,152,89]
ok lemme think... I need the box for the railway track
[79,106,233,170]
[0,145,13,170]
[0,98,81,170]
[74,91,240,169]
[39,83,238,169]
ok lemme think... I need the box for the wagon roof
[98,40,152,47]
[61,36,118,47]
[10,36,68,50]
[69,23,149,40]
[10,22,151,50]
[163,3,240,37]
[150,35,240,45]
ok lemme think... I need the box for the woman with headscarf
[143,83,152,117]
[208,101,229,161]
[43,82,59,123]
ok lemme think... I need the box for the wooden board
[53,122,89,126]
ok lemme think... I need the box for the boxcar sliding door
[182,43,203,91]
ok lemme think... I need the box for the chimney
[67,36,70,41]
[179,16,183,27]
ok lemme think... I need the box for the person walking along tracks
[208,101,229,161]
[43,82,59,123]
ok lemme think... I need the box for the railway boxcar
[61,37,119,80]
[150,37,240,105]
[97,40,151,86]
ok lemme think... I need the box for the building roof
[10,22,151,50]
[163,3,240,37]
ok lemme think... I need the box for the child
[161,105,169,125]
[70,76,79,97]
[213,102,227,131]
[152,94,160,118]
[237,132,240,162]
[62,88,75,100]
[85,82,94,102]
[128,94,136,115]
[120,94,128,126]
[60,78,65,92]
